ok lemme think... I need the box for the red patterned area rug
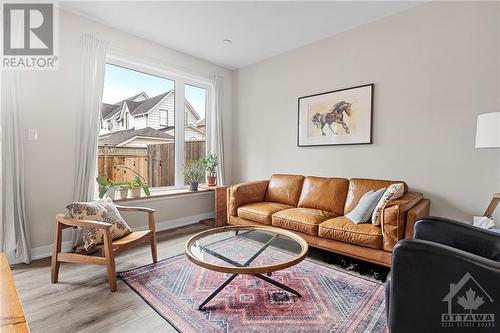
[119,237,388,333]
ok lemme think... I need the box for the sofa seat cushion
[318,216,383,249]
[238,202,292,224]
[272,208,337,236]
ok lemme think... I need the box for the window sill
[112,187,212,203]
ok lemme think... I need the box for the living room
[1,1,499,332]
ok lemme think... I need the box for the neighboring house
[100,91,204,142]
[159,125,205,141]
[98,127,174,148]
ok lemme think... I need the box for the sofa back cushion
[298,176,349,215]
[344,178,408,214]
[265,174,305,206]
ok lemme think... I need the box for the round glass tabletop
[185,225,309,274]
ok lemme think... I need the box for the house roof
[98,127,174,146]
[102,103,121,120]
[101,91,204,121]
[185,99,201,120]
[130,91,171,116]
[125,100,142,114]
[115,92,149,105]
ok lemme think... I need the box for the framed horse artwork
[297,84,373,147]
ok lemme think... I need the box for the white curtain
[208,76,225,185]
[72,34,107,246]
[0,70,31,264]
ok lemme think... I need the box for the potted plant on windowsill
[202,152,218,186]
[183,159,205,191]
[116,185,129,200]
[96,177,128,199]
[128,175,151,198]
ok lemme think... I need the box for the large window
[98,61,210,191]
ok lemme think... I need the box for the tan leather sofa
[227,174,430,267]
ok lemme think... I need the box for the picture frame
[297,83,374,147]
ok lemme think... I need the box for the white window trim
[104,52,212,191]
[159,109,168,126]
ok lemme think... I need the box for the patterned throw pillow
[345,188,386,224]
[66,197,132,251]
[371,183,405,226]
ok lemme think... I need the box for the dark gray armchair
[385,217,500,333]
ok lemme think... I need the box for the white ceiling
[61,1,422,69]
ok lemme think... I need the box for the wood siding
[98,141,205,187]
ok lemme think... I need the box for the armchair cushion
[66,197,132,251]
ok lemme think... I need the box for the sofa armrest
[404,199,430,239]
[387,239,500,333]
[228,180,269,216]
[381,192,424,251]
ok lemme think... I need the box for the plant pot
[116,188,129,200]
[206,176,217,186]
[129,187,141,198]
[189,182,199,191]
[105,187,116,199]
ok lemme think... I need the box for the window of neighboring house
[98,61,210,193]
[159,109,167,126]
[120,118,124,128]
[125,113,129,129]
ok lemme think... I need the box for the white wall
[15,10,232,250]
[232,1,500,223]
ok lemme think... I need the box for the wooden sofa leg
[103,230,117,292]
[51,221,62,284]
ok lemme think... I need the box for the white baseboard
[134,212,214,232]
[25,212,214,263]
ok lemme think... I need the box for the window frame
[103,54,212,191]
[159,109,168,126]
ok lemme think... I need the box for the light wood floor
[12,223,377,333]
[11,223,209,333]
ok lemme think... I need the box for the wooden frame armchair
[51,205,157,292]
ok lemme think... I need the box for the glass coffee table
[185,225,309,310]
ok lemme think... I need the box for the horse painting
[312,101,352,136]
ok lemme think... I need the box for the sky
[102,64,206,118]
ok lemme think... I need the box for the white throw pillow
[371,183,405,226]
[66,197,132,250]
[345,188,386,224]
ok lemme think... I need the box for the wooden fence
[98,141,206,186]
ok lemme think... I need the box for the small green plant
[96,177,128,199]
[202,153,218,177]
[129,175,151,196]
[183,159,205,184]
